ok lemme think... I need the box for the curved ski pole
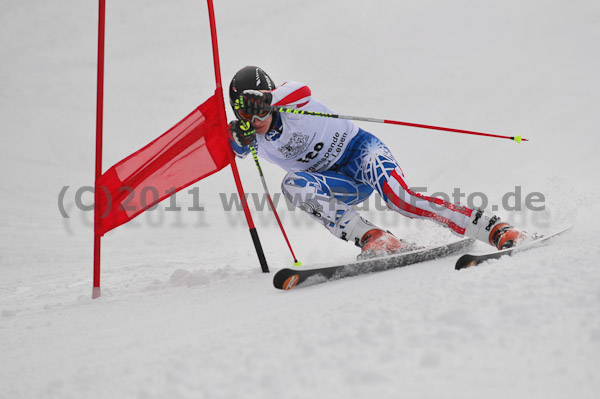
[268,106,528,143]
[250,145,302,267]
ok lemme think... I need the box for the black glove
[228,120,256,147]
[234,90,273,118]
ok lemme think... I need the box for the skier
[228,66,526,258]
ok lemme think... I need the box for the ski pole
[249,145,302,267]
[268,106,528,143]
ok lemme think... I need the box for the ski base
[274,238,475,290]
[455,227,573,270]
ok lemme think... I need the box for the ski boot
[489,222,527,250]
[465,210,528,250]
[358,229,418,260]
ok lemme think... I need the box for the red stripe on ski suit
[272,85,311,107]
[382,170,472,235]
[390,170,472,217]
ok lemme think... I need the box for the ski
[455,227,573,270]
[274,238,476,290]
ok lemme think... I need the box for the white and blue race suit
[231,81,476,244]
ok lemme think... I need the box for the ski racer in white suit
[228,66,526,258]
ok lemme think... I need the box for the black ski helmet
[229,66,276,112]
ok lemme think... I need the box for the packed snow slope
[1,0,599,398]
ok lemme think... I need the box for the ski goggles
[235,108,271,123]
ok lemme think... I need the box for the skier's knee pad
[281,171,359,236]
[281,171,330,207]
[282,170,370,207]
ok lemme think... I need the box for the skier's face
[252,114,272,135]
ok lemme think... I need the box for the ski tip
[281,274,300,290]
[273,269,301,290]
[455,258,478,270]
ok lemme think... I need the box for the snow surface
[1,0,600,398]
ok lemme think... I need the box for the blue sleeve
[229,138,251,158]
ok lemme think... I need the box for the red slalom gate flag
[95,92,232,236]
